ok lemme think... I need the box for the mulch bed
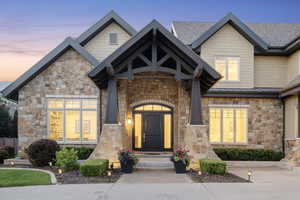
[0,164,121,184]
[188,169,250,183]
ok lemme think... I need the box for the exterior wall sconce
[127,118,132,125]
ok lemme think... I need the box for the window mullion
[233,110,236,143]
[221,108,223,143]
[63,99,66,143]
[80,100,83,144]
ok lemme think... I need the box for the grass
[0,169,51,187]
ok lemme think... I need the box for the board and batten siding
[254,56,288,88]
[285,95,298,139]
[84,22,131,61]
[287,50,300,82]
[200,24,254,88]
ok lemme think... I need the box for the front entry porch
[88,20,221,162]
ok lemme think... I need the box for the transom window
[209,107,247,144]
[109,33,118,45]
[47,98,97,144]
[134,104,171,112]
[215,56,240,81]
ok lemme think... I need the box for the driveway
[1,167,300,200]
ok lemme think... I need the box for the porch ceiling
[88,20,222,92]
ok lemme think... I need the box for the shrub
[0,149,9,164]
[1,146,15,158]
[66,147,94,160]
[80,159,109,177]
[214,148,284,161]
[56,148,79,171]
[26,139,60,167]
[199,159,226,175]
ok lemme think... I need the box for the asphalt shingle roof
[172,21,300,47]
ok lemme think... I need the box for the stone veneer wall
[18,49,99,151]
[108,72,190,149]
[202,97,284,152]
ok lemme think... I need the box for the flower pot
[173,161,187,173]
[120,161,134,173]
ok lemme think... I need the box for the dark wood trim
[115,66,192,80]
[132,103,173,152]
[190,78,203,125]
[105,78,118,124]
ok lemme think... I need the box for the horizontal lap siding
[84,22,131,61]
[287,50,300,82]
[285,95,298,139]
[200,24,254,88]
[254,56,288,87]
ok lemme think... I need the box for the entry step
[134,152,173,158]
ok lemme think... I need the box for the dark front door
[142,112,163,151]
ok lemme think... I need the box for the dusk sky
[1,0,300,82]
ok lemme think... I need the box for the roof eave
[2,37,99,101]
[76,10,137,45]
[190,13,269,51]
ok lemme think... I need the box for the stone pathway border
[1,167,57,184]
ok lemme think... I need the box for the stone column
[89,78,124,162]
[89,124,124,162]
[183,124,219,163]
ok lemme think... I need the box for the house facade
[3,11,300,162]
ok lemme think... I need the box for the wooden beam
[115,41,152,73]
[158,42,194,73]
[157,54,170,66]
[193,64,203,78]
[175,61,181,81]
[190,78,203,125]
[105,78,119,124]
[106,64,115,76]
[128,62,133,80]
[138,54,152,66]
[152,29,158,68]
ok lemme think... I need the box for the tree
[0,105,17,138]
[0,105,10,137]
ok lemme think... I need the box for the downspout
[281,98,285,156]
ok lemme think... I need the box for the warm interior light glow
[127,118,132,124]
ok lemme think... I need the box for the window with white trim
[47,98,97,143]
[209,107,247,143]
[109,32,118,45]
[214,56,240,81]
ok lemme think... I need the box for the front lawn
[0,169,51,187]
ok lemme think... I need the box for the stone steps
[135,152,173,168]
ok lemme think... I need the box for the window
[48,98,97,143]
[215,56,240,81]
[209,107,247,143]
[109,33,118,45]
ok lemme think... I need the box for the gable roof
[189,13,269,51]
[76,10,137,45]
[2,37,99,100]
[89,20,221,91]
[173,13,300,54]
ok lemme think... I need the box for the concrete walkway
[1,167,300,200]
[117,168,192,183]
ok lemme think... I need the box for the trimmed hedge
[80,159,109,177]
[214,148,284,161]
[66,147,94,160]
[199,159,226,175]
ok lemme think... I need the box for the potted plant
[170,148,190,173]
[118,149,138,173]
